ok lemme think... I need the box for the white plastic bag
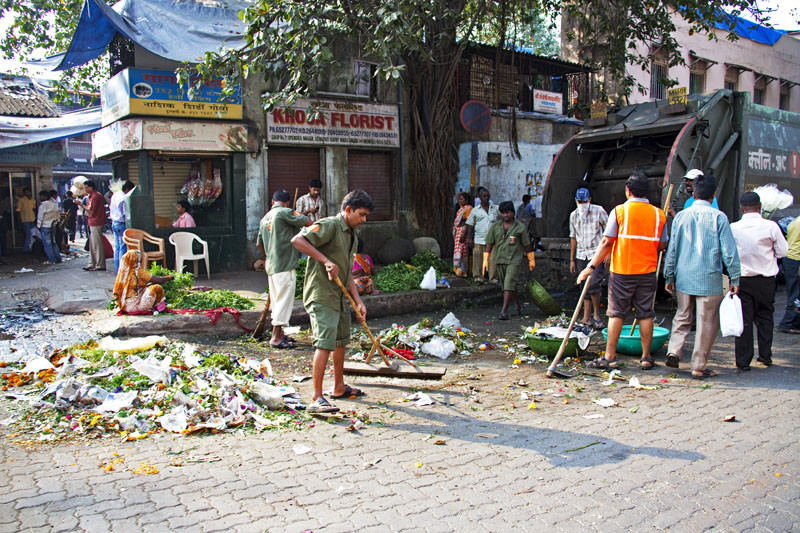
[719,293,743,337]
[439,312,461,330]
[421,336,456,359]
[420,267,437,290]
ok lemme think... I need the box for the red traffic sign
[460,100,491,135]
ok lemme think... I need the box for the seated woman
[114,250,173,313]
[353,241,375,295]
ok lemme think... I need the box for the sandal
[269,338,295,349]
[587,357,618,369]
[591,319,605,330]
[692,369,718,379]
[499,313,509,321]
[665,353,680,369]
[330,385,365,399]
[640,356,655,370]
[307,397,340,414]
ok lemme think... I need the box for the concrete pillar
[245,150,267,261]
[129,151,155,233]
[765,79,780,109]
[792,86,800,113]
[706,63,725,93]
[739,71,756,101]
[325,147,348,214]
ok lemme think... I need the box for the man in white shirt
[465,187,500,283]
[36,190,61,265]
[730,192,788,370]
[109,181,135,273]
[569,187,609,329]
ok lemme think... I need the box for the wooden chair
[122,228,166,268]
[169,232,210,279]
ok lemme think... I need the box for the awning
[0,107,102,150]
[33,0,251,71]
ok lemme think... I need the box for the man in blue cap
[570,187,608,328]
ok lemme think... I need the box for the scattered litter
[95,391,138,413]
[98,336,167,354]
[292,375,312,383]
[723,415,736,422]
[14,268,34,273]
[565,441,601,453]
[476,433,499,439]
[583,414,605,419]
[439,312,461,330]
[364,458,382,468]
[592,398,617,408]
[628,377,656,390]
[629,406,640,413]
[602,370,621,385]
[346,420,367,432]
[406,392,434,406]
[21,357,54,374]
[292,444,312,455]
[421,337,456,359]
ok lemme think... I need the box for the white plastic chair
[169,232,210,279]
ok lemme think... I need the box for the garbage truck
[541,89,800,272]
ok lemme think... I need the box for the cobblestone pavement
[0,291,799,531]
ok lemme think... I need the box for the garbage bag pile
[351,313,475,360]
[0,336,309,442]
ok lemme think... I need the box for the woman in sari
[452,191,472,277]
[353,240,375,295]
[113,250,173,313]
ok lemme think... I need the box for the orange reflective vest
[610,200,666,275]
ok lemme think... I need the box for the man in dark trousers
[730,192,787,370]
[291,190,372,414]
[83,180,107,271]
[61,191,79,243]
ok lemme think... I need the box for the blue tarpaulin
[34,0,251,71]
[714,13,785,46]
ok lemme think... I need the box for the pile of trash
[533,314,594,336]
[0,336,309,442]
[352,312,475,360]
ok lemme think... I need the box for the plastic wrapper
[158,406,188,433]
[131,355,173,384]
[248,382,284,410]
[94,391,138,413]
[21,357,54,374]
[439,312,461,330]
[98,335,167,354]
[421,336,456,359]
[420,267,437,290]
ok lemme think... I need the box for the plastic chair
[122,228,166,267]
[169,232,210,279]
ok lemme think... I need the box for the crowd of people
[574,170,789,378]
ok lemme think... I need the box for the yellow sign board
[129,99,242,121]
[668,87,687,105]
[590,102,607,119]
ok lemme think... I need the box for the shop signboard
[92,119,249,158]
[101,68,243,126]
[533,89,563,115]
[0,141,65,164]
[266,98,400,148]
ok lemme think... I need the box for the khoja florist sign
[266,99,400,148]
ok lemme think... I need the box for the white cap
[684,169,703,180]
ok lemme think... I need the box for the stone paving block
[47,510,79,533]
[199,512,252,532]
[104,502,158,521]
[109,517,144,532]
[15,490,67,510]
[166,509,220,530]
[78,513,112,532]
[136,505,186,526]
[0,488,39,505]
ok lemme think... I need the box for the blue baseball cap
[575,188,591,202]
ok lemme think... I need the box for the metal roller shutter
[267,148,321,202]
[152,159,193,219]
[347,151,392,221]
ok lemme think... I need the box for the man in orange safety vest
[577,172,668,371]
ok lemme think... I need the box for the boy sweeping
[485,201,536,320]
[291,190,373,413]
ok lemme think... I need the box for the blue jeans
[112,221,127,273]
[779,257,800,330]
[40,226,61,263]
[22,221,35,252]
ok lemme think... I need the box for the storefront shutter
[152,160,193,219]
[267,148,321,203]
[347,151,392,221]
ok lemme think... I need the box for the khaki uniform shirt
[257,206,308,275]
[300,213,358,310]
[296,194,326,223]
[486,219,530,265]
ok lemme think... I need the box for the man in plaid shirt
[296,179,326,223]
[570,188,608,328]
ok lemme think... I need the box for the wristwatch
[588,264,596,270]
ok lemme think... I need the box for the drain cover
[63,289,108,302]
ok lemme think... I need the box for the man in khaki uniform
[485,201,535,320]
[291,190,373,414]
[257,190,311,349]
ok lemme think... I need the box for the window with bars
[689,71,705,95]
[753,78,766,105]
[650,61,668,100]
[725,67,738,92]
[725,80,736,91]
[354,60,378,100]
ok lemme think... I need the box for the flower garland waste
[0,338,314,442]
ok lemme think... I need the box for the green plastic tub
[602,325,670,355]
[524,333,580,359]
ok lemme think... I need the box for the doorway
[1,170,37,249]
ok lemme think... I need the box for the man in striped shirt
[663,175,740,379]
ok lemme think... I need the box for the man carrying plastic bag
[730,192,788,371]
